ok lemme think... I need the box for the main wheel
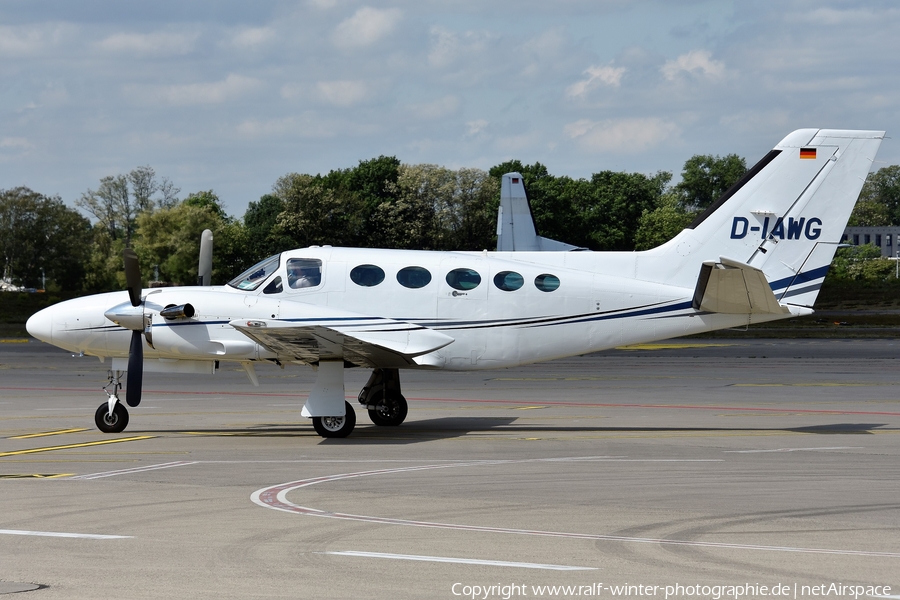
[368,394,408,426]
[311,401,357,438]
[94,402,129,434]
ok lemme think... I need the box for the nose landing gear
[94,370,129,433]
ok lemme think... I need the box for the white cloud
[466,119,489,136]
[332,7,402,49]
[0,137,33,150]
[0,24,70,56]
[408,95,461,120]
[316,80,371,107]
[661,50,725,81]
[427,27,494,69]
[125,74,260,106]
[564,117,679,153]
[98,31,198,56]
[566,63,627,98]
[307,0,339,9]
[232,27,275,48]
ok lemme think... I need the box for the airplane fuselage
[30,245,793,372]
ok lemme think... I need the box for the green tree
[0,187,92,290]
[134,202,227,285]
[273,173,366,248]
[183,190,226,217]
[634,193,695,250]
[857,165,900,224]
[243,194,293,260]
[848,199,891,226]
[674,154,747,210]
[828,243,894,281]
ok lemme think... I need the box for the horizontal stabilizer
[692,257,789,315]
[230,317,454,368]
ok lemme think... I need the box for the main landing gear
[358,368,408,427]
[94,370,129,433]
[305,367,408,439]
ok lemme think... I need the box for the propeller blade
[123,248,142,307]
[198,229,213,286]
[125,330,143,407]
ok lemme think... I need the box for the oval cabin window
[446,268,482,291]
[350,264,385,287]
[397,266,432,289]
[493,271,524,291]
[534,273,560,292]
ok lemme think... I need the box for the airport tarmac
[1,338,899,599]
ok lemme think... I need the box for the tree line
[3,156,899,292]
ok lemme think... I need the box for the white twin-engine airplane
[26,129,884,438]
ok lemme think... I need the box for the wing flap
[230,318,454,368]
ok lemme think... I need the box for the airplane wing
[691,257,790,315]
[230,317,455,368]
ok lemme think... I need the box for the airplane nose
[26,308,53,343]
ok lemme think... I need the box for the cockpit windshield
[227,254,280,291]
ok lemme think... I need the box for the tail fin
[497,173,582,251]
[644,129,884,308]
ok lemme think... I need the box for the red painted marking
[4,387,899,415]
[251,461,900,558]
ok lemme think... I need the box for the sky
[2,0,899,217]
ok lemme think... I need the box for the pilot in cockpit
[287,261,321,289]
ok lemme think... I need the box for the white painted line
[0,529,131,540]
[68,461,198,480]
[725,447,864,453]
[252,458,900,559]
[323,550,596,571]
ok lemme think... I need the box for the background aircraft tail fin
[642,129,884,309]
[497,173,583,251]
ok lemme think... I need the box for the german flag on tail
[800,147,816,159]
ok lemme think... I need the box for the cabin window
[263,276,283,294]
[350,264,385,287]
[534,273,560,292]
[493,271,524,291]
[397,266,432,289]
[228,254,280,291]
[446,268,482,291]
[286,258,323,289]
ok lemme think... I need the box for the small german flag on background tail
[800,147,816,159]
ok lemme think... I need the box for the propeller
[104,249,147,407]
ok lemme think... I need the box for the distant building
[841,226,900,257]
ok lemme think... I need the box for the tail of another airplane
[641,129,884,309]
[497,174,582,251]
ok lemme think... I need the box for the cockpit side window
[227,254,280,291]
[263,276,283,294]
[287,258,323,289]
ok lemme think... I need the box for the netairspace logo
[450,582,893,599]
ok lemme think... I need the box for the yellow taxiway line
[9,428,89,440]
[0,436,154,458]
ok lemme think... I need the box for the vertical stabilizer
[641,129,884,308]
[496,173,581,251]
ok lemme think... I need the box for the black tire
[311,401,357,438]
[95,402,129,434]
[368,394,408,426]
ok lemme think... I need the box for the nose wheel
[95,370,130,433]
[95,402,129,433]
